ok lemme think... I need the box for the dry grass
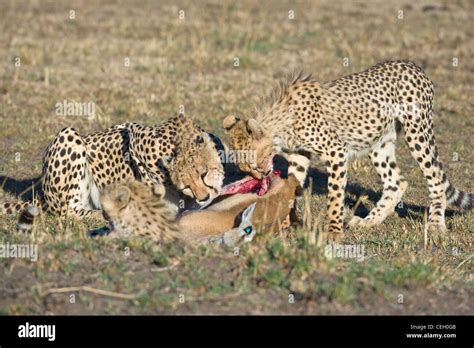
[0,0,472,314]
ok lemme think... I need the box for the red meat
[221,170,281,196]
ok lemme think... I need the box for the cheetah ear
[161,155,174,170]
[194,134,205,145]
[152,183,166,198]
[174,112,187,126]
[222,115,240,131]
[202,133,214,148]
[114,186,131,208]
[246,118,263,139]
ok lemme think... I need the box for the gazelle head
[221,203,257,247]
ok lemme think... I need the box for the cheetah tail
[2,200,44,232]
[1,200,43,232]
[1,175,43,216]
[17,206,42,232]
[1,200,36,215]
[444,176,474,211]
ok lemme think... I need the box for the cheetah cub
[99,180,255,247]
[223,61,473,239]
[100,180,180,243]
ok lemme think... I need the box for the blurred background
[1,0,472,178]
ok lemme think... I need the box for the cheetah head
[167,132,224,207]
[99,180,161,230]
[100,181,133,224]
[99,180,173,236]
[222,115,274,179]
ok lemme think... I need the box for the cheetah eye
[243,226,252,235]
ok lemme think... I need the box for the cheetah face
[168,133,224,206]
[99,180,170,236]
[99,181,133,230]
[222,115,274,179]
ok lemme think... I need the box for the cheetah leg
[66,164,103,220]
[42,127,103,220]
[321,145,348,239]
[402,118,447,233]
[68,206,103,220]
[286,152,311,187]
[285,151,311,225]
[349,138,407,228]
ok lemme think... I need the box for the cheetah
[99,180,181,243]
[222,61,473,239]
[99,179,258,247]
[2,114,224,220]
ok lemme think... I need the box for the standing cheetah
[2,114,224,220]
[223,61,473,238]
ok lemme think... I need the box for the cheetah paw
[348,215,385,228]
[427,222,447,233]
[348,216,364,227]
[325,231,344,242]
[427,223,448,242]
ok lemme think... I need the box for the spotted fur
[223,60,473,238]
[2,114,224,220]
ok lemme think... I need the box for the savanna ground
[0,0,472,315]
